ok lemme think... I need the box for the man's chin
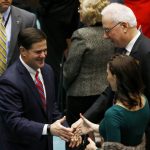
[38,63,45,68]
[0,5,10,12]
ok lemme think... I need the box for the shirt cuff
[42,124,48,135]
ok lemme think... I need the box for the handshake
[49,113,100,149]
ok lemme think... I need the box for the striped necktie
[35,71,46,110]
[0,13,7,75]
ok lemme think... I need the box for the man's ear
[121,22,129,32]
[20,46,26,56]
[112,74,117,81]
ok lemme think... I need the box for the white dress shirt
[2,6,11,59]
[125,30,141,55]
[20,56,48,135]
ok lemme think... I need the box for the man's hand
[69,134,82,148]
[50,116,73,141]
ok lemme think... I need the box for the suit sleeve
[141,51,150,101]
[0,79,44,142]
[84,86,114,123]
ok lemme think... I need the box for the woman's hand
[74,113,99,135]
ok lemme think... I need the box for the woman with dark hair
[108,54,144,109]
[74,54,150,150]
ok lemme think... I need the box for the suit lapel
[17,60,47,115]
[41,66,55,116]
[130,34,143,59]
[41,67,50,109]
[115,34,143,60]
[7,6,22,65]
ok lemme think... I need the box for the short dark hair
[18,27,47,49]
[108,54,144,109]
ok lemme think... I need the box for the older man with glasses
[72,3,150,150]
[103,22,122,34]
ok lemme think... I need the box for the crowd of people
[0,0,150,150]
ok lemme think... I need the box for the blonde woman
[63,0,114,149]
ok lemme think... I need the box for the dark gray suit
[7,5,36,67]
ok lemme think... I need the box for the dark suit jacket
[84,34,150,123]
[7,6,36,67]
[0,60,56,150]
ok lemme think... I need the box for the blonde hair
[79,0,109,25]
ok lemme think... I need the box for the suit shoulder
[0,63,20,86]
[43,64,54,75]
[11,5,36,18]
[72,27,102,40]
[74,26,102,35]
[44,63,53,70]
[137,35,150,54]
[139,34,150,46]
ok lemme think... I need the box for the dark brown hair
[18,27,47,49]
[108,54,144,109]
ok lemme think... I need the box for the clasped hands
[69,113,99,149]
[51,114,99,149]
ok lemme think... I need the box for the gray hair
[101,3,137,27]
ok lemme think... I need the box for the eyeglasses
[103,22,122,34]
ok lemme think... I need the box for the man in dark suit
[0,0,37,68]
[72,3,150,149]
[0,28,73,150]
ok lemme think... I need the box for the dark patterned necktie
[0,13,7,75]
[35,71,46,110]
[122,48,127,54]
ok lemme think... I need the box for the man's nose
[40,51,46,58]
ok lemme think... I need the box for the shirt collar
[125,30,141,54]
[2,6,11,22]
[19,55,41,77]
